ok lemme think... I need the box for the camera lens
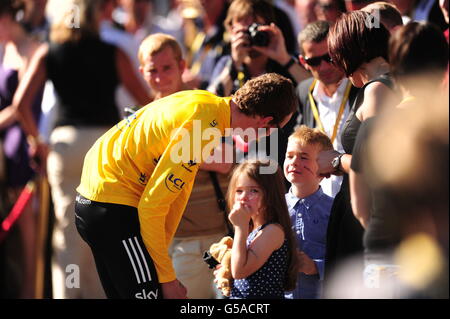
[248,23,269,47]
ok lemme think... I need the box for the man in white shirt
[295,20,359,198]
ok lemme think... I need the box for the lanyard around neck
[189,31,208,76]
[308,79,352,144]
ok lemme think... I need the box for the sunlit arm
[230,222,284,279]
[13,43,48,139]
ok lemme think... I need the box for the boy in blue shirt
[283,125,334,299]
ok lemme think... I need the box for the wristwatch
[332,153,344,172]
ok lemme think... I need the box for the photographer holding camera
[208,0,309,97]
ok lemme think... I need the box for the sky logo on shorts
[165,173,186,192]
[135,289,158,299]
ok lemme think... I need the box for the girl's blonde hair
[50,0,101,43]
[226,159,298,291]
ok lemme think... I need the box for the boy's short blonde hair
[288,125,334,152]
[138,33,183,65]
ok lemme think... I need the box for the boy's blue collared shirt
[285,186,333,299]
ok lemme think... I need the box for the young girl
[225,160,298,299]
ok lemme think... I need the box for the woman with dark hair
[342,21,449,297]
[315,10,398,294]
[389,21,449,107]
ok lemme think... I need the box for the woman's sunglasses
[304,53,333,67]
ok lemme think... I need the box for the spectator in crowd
[314,0,346,25]
[275,0,302,42]
[326,100,448,298]
[2,0,151,299]
[116,0,179,44]
[0,0,44,298]
[412,0,447,31]
[42,0,149,132]
[315,10,398,296]
[208,0,308,97]
[388,21,448,108]
[390,0,416,24]
[295,20,359,198]
[295,0,318,30]
[345,22,448,297]
[283,125,334,299]
[362,1,404,32]
[270,1,299,55]
[181,0,230,90]
[364,101,448,299]
[22,0,50,42]
[138,33,187,99]
[207,0,309,174]
[100,0,147,117]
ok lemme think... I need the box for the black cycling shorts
[75,194,161,299]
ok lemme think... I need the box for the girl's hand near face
[228,202,253,227]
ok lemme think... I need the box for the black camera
[247,23,270,47]
[203,250,220,269]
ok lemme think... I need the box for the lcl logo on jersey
[165,173,186,192]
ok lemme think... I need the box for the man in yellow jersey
[74,73,297,299]
[139,32,232,299]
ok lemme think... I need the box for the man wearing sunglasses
[295,21,359,198]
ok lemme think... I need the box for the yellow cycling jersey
[77,90,231,283]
